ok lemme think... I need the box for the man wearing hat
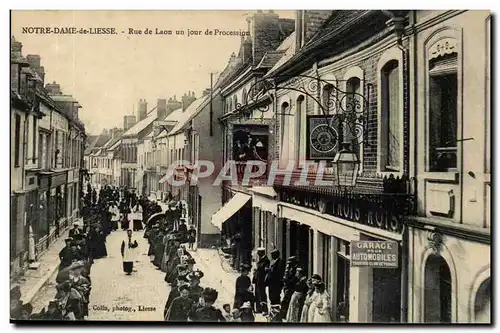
[164,275,190,318]
[59,238,75,271]
[265,249,285,307]
[252,247,270,315]
[280,256,299,320]
[69,222,82,239]
[164,284,195,322]
[187,270,204,304]
[189,288,226,322]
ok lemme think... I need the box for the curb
[21,263,59,304]
[19,222,78,304]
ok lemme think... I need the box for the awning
[211,193,251,230]
[159,174,169,184]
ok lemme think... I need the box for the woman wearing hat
[189,288,226,322]
[307,281,332,323]
[233,263,253,310]
[285,267,308,323]
[239,301,255,322]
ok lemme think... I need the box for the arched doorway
[424,254,452,323]
[474,278,490,323]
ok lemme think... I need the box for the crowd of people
[145,201,233,322]
[228,248,334,323]
[12,181,334,323]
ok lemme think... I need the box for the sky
[11,10,295,135]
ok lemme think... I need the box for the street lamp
[333,142,360,188]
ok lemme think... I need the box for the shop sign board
[350,240,398,268]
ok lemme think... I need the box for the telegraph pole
[210,72,213,137]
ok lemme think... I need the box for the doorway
[424,254,452,323]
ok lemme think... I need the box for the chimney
[137,99,148,121]
[182,91,196,111]
[10,36,23,60]
[167,95,182,114]
[303,10,333,45]
[202,88,211,97]
[156,98,168,119]
[123,115,136,131]
[26,54,45,86]
[45,81,62,95]
[251,11,295,66]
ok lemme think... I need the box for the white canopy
[211,193,251,230]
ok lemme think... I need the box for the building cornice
[407,10,468,35]
[407,216,490,245]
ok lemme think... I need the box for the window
[242,88,248,104]
[322,84,336,115]
[32,117,37,162]
[14,114,21,167]
[428,53,458,172]
[295,95,305,163]
[345,77,362,159]
[233,95,238,109]
[380,60,401,172]
[38,133,43,168]
[280,102,289,159]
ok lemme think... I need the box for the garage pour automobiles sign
[350,240,399,268]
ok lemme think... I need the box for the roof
[109,138,121,151]
[155,107,186,139]
[104,132,123,150]
[49,94,82,108]
[84,135,100,155]
[265,31,297,77]
[256,50,286,70]
[168,97,208,136]
[123,112,157,137]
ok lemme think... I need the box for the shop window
[14,114,21,167]
[424,254,452,323]
[379,60,401,172]
[428,53,458,172]
[474,278,490,323]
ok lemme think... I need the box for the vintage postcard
[9,9,491,324]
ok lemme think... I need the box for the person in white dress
[109,203,120,231]
[308,281,332,323]
[121,230,139,275]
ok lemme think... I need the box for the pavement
[17,227,70,306]
[21,224,267,322]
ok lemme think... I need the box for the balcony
[275,175,415,234]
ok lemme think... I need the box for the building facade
[406,10,491,324]
[11,37,86,277]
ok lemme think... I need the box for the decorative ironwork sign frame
[235,74,370,150]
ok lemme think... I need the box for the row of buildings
[10,37,87,278]
[83,10,490,323]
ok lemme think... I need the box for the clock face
[309,124,339,154]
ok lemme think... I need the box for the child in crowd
[222,303,232,322]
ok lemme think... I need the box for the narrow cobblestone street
[87,229,169,321]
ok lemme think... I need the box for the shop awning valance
[211,193,251,230]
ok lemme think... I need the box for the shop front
[212,189,253,269]
[50,171,68,234]
[251,186,278,256]
[276,184,412,323]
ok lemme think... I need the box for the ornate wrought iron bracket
[234,74,371,147]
